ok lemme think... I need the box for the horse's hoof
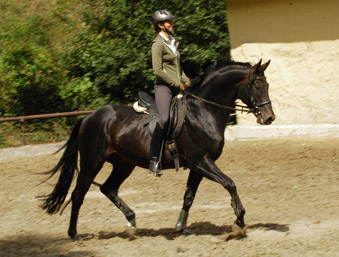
[232,221,246,232]
[68,229,79,241]
[225,222,247,241]
[182,229,195,237]
[70,234,79,241]
[124,222,137,238]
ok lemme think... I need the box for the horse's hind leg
[68,163,104,240]
[175,171,203,232]
[100,159,136,232]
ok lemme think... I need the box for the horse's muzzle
[256,107,275,125]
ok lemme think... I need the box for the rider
[149,10,191,177]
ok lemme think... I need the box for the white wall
[227,0,339,125]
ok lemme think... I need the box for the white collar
[159,32,175,43]
[159,32,176,54]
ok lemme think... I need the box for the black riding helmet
[151,10,174,28]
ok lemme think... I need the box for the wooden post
[19,118,27,145]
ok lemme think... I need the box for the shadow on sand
[97,221,290,241]
[0,221,290,255]
[0,234,94,257]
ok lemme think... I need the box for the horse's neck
[195,68,246,108]
[186,69,245,137]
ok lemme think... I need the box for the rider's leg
[149,122,164,176]
[154,84,173,129]
[148,84,173,176]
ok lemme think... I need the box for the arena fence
[0,110,96,145]
[0,110,95,122]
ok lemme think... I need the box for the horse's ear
[252,59,262,74]
[261,59,271,71]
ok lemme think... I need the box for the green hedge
[0,0,229,146]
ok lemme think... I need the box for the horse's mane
[188,61,252,92]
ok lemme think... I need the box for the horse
[42,59,275,240]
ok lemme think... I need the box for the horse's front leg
[175,171,203,233]
[190,155,246,230]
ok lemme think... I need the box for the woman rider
[149,10,191,176]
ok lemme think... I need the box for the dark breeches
[154,84,178,129]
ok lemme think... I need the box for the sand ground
[0,138,338,257]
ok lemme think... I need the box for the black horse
[42,60,275,240]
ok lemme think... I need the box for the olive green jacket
[151,34,190,87]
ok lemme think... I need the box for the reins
[187,92,253,114]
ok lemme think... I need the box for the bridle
[245,71,272,116]
[187,69,271,116]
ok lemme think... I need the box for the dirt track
[1,138,338,257]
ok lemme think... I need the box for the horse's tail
[42,118,84,215]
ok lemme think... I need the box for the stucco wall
[226,0,339,125]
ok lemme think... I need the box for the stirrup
[149,157,162,177]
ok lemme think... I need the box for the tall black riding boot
[149,123,165,177]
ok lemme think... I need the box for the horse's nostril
[265,116,274,124]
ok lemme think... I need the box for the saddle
[133,92,187,171]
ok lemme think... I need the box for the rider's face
[159,19,173,33]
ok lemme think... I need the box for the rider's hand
[179,83,186,92]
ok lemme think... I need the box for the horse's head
[237,60,275,125]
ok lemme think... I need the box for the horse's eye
[254,82,261,89]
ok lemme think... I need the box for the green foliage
[60,76,109,110]
[0,4,62,116]
[0,0,88,146]
[161,0,230,75]
[0,0,229,145]
[0,1,88,117]
[1,45,63,115]
[65,0,230,103]
[0,0,229,114]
